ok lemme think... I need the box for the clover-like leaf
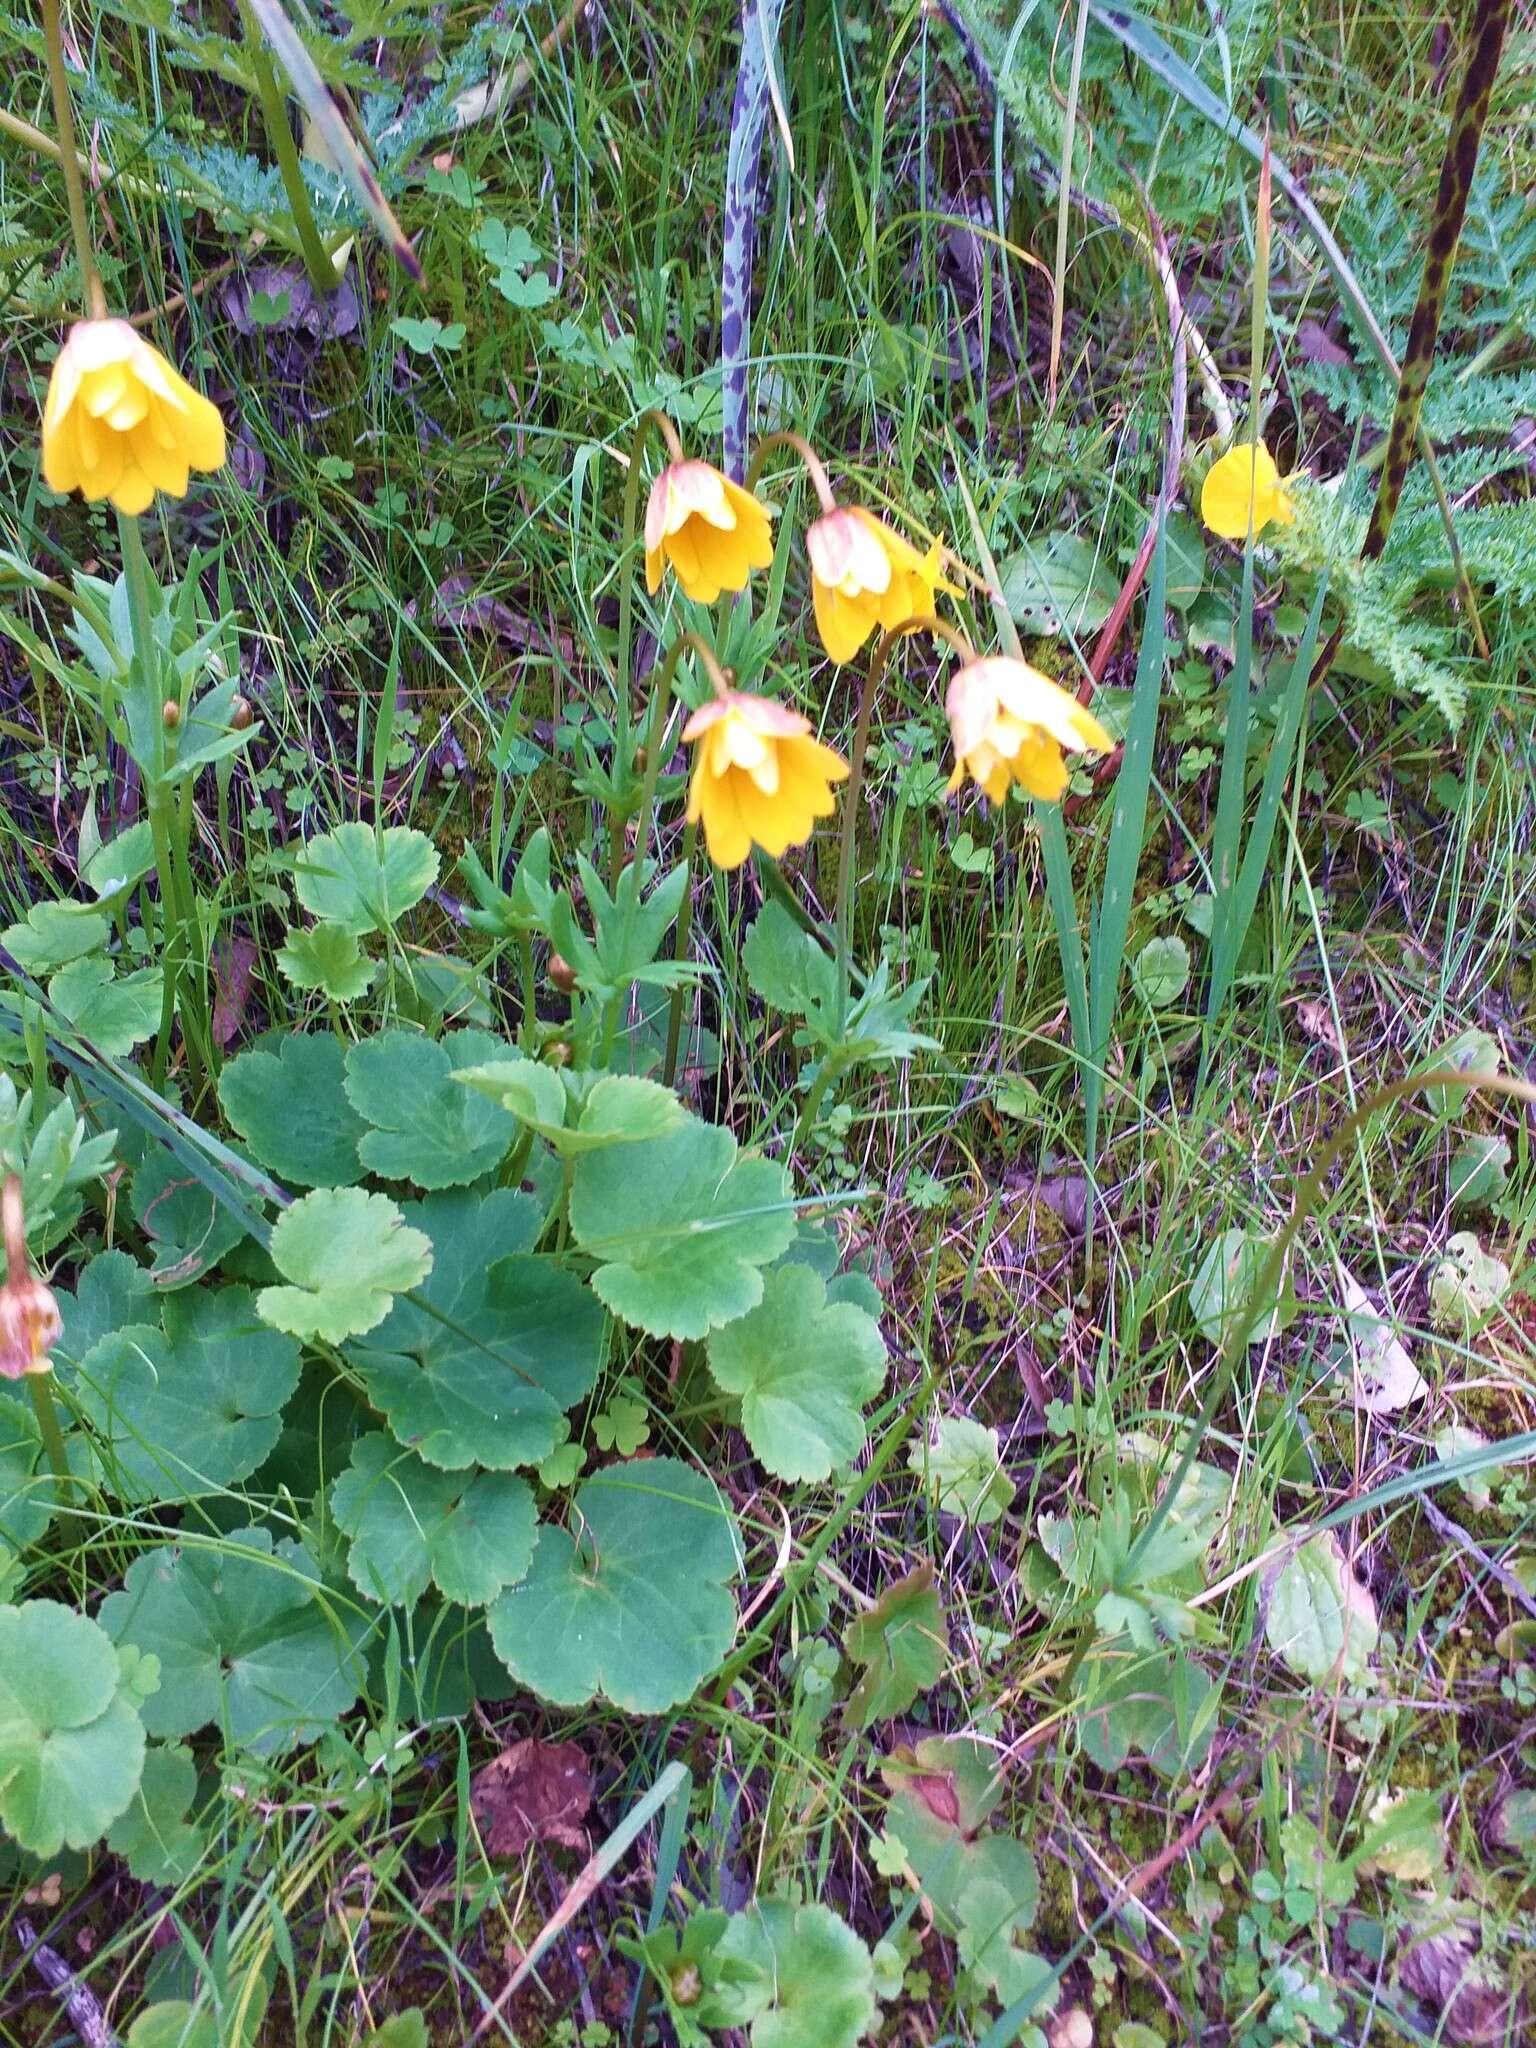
[130,1150,246,1288]
[710,1900,877,2048]
[100,1528,365,1754]
[705,1264,885,1481]
[259,1189,433,1344]
[354,1189,604,1470]
[843,1562,948,1729]
[487,1457,740,1711]
[74,1287,301,1503]
[293,822,439,935]
[0,1600,148,1856]
[331,1435,536,1607]
[106,1741,205,1885]
[457,1065,682,1157]
[219,1033,368,1188]
[276,923,380,1002]
[344,1029,516,1188]
[909,1416,1015,1526]
[570,1113,794,1340]
[47,956,163,1055]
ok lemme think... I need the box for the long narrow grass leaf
[1084,520,1166,1164]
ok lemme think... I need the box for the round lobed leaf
[293,821,438,936]
[331,1435,536,1607]
[219,1033,368,1188]
[259,1188,433,1344]
[487,1457,741,1711]
[129,1151,245,1288]
[706,1263,886,1482]
[356,1190,604,1471]
[344,1029,516,1188]
[0,1600,148,1856]
[74,1287,300,1504]
[570,1114,794,1340]
[99,1528,366,1755]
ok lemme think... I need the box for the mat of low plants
[1,1,1534,2043]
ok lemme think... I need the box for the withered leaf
[470,1737,592,1857]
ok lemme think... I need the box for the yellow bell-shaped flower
[644,459,774,603]
[683,688,849,869]
[1199,441,1295,541]
[945,655,1113,805]
[805,506,955,664]
[41,318,226,517]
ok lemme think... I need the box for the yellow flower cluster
[643,444,1117,869]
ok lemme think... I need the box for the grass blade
[1084,519,1166,1168]
[1203,575,1329,1039]
[243,0,423,282]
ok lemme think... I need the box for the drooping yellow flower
[683,689,849,869]
[41,318,226,517]
[644,459,774,603]
[805,506,956,664]
[1199,441,1295,541]
[944,655,1113,805]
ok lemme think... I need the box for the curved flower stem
[40,0,104,317]
[630,629,732,872]
[742,430,838,513]
[834,615,975,1031]
[611,409,686,889]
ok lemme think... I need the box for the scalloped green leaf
[843,1562,948,1729]
[219,1033,368,1188]
[106,1741,205,1885]
[293,821,438,935]
[331,1435,536,1606]
[259,1189,433,1344]
[130,1149,246,1288]
[705,1263,885,1481]
[456,1065,682,1157]
[47,956,163,1055]
[0,1405,57,1558]
[355,1190,604,1471]
[55,1250,157,1370]
[570,1114,794,1339]
[344,1029,516,1188]
[74,1287,300,1504]
[881,1735,1038,1943]
[711,1900,877,2048]
[1,900,110,973]
[908,1416,1015,1527]
[99,1529,365,1755]
[275,923,381,1002]
[487,1458,740,1711]
[0,1601,148,1856]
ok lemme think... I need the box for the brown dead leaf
[1400,1923,1517,2046]
[212,936,258,1048]
[1295,1000,1341,1052]
[470,1738,592,1858]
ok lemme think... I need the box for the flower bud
[547,951,577,995]
[0,1275,62,1380]
[543,1038,572,1068]
[230,695,254,731]
[162,698,182,729]
[669,1963,702,2008]
[632,746,648,775]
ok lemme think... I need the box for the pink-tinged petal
[67,319,138,373]
[809,508,891,597]
[667,461,734,533]
[733,693,812,739]
[945,665,999,759]
[681,698,730,743]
